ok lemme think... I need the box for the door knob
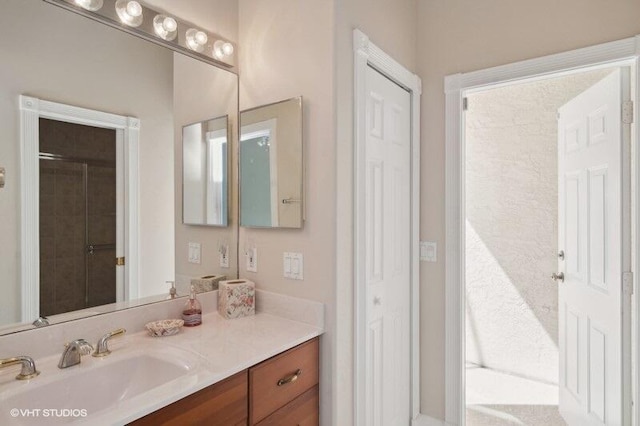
[373,296,382,305]
[551,272,565,282]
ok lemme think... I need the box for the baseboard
[412,413,452,426]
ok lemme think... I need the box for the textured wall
[416,0,640,418]
[465,69,611,384]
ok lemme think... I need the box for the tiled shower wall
[39,118,116,316]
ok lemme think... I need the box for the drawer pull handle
[277,369,302,386]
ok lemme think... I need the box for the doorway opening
[38,118,118,316]
[464,66,631,425]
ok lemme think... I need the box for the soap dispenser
[182,285,202,327]
[166,281,177,299]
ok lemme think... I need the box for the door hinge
[116,257,125,266]
[462,97,468,111]
[623,271,634,295]
[622,100,633,124]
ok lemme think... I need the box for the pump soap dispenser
[182,285,202,327]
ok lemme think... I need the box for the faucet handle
[93,328,126,357]
[0,356,40,380]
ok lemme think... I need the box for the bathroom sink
[0,347,202,425]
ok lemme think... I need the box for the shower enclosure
[38,118,117,317]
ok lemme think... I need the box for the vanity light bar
[45,0,236,70]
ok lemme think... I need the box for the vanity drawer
[256,385,319,426]
[249,337,319,425]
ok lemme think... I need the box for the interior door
[557,68,629,425]
[364,65,412,426]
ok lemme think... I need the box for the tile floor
[466,364,567,426]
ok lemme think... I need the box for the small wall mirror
[240,97,303,228]
[183,116,229,226]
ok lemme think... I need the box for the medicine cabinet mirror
[239,97,303,228]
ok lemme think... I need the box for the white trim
[445,36,640,426]
[19,95,140,319]
[353,29,422,425]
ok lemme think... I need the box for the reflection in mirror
[240,97,303,228]
[183,116,229,226]
[0,0,238,335]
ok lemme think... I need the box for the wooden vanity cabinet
[128,337,319,426]
[130,370,248,426]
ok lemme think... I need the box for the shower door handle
[86,244,116,255]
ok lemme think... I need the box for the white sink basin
[0,346,203,425]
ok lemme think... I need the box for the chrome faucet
[93,328,126,357]
[58,339,93,369]
[0,356,40,380]
[32,316,50,328]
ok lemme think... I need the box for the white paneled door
[364,65,412,426]
[557,68,630,426]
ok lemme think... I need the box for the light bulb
[115,0,143,27]
[186,28,208,53]
[195,31,208,45]
[126,1,142,17]
[222,42,234,56]
[213,40,234,60]
[163,17,177,32]
[153,15,177,41]
[75,0,103,11]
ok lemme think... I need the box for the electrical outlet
[219,244,229,268]
[246,247,257,272]
[188,242,201,264]
[283,252,303,280]
[420,241,437,262]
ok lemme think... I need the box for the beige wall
[334,1,417,424]
[173,53,238,293]
[417,0,640,420]
[0,0,174,324]
[237,0,335,423]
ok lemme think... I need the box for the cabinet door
[249,338,319,425]
[129,370,248,426]
[256,385,319,426]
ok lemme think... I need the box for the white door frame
[444,37,640,425]
[353,29,422,425]
[19,95,140,321]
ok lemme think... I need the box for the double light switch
[283,252,303,280]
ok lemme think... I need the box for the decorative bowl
[145,319,184,337]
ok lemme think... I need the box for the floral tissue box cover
[218,279,255,319]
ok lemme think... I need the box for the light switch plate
[219,244,229,268]
[283,252,303,280]
[188,242,201,264]
[246,247,257,272]
[420,241,437,262]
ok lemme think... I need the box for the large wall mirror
[0,0,239,335]
[240,97,303,228]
